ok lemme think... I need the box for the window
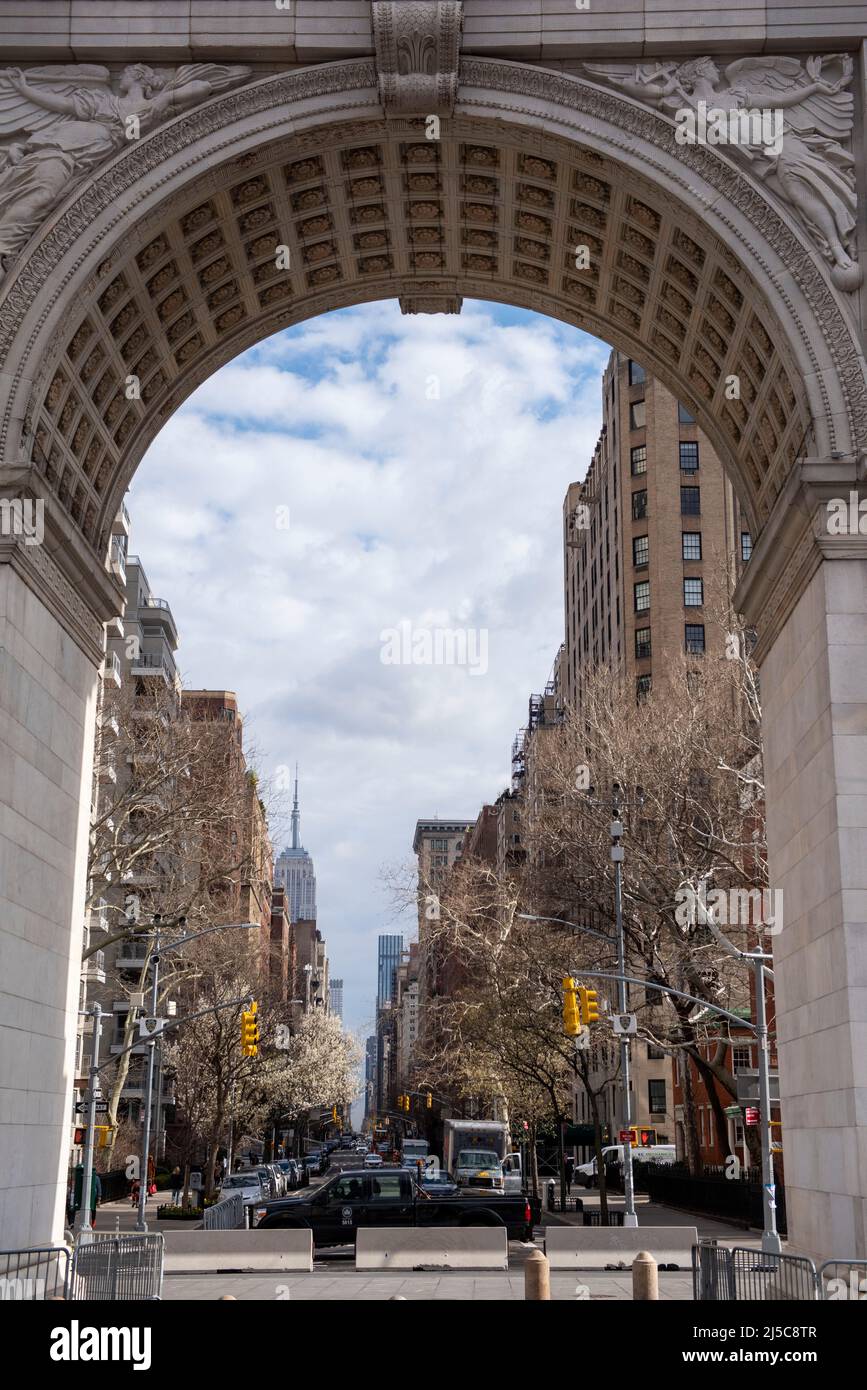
[648,1079,667,1113]
[330,1176,366,1203]
[682,531,702,561]
[684,577,704,607]
[628,360,646,386]
[647,1044,666,1060]
[635,627,651,659]
[681,486,701,515]
[633,535,649,568]
[741,531,752,562]
[630,444,647,476]
[368,1174,407,1202]
[630,399,646,430]
[632,489,648,521]
[685,623,706,654]
[732,1045,752,1074]
[634,581,650,613]
[679,441,699,472]
[636,674,652,700]
[678,403,696,424]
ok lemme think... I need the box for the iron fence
[0,1247,71,1300]
[69,1232,164,1301]
[641,1165,787,1234]
[203,1193,245,1230]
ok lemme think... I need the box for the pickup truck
[252,1167,540,1245]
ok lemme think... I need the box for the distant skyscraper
[329,978,344,1018]
[377,934,403,1009]
[274,767,317,923]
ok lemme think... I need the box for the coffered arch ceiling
[1,60,864,568]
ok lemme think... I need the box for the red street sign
[619,1129,632,1143]
[745,1107,759,1126]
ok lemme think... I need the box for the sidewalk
[92,1191,179,1233]
[161,1269,694,1300]
[542,1194,767,1247]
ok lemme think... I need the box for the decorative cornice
[735,455,867,662]
[373,2,463,116]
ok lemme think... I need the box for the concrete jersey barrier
[355,1226,509,1270]
[162,1229,313,1273]
[544,1225,697,1270]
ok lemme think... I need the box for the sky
[128,298,611,1048]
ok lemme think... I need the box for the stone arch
[1,59,864,577]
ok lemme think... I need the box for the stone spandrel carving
[0,62,250,279]
[582,54,861,291]
[373,1,463,116]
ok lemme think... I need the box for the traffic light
[332,1105,338,1121]
[426,1092,432,1110]
[241,1001,259,1056]
[562,977,581,1036]
[578,986,600,1025]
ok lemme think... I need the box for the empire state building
[274,770,317,923]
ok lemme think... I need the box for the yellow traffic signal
[426,1092,432,1110]
[578,987,600,1025]
[332,1105,338,1121]
[241,1001,259,1056]
[562,977,581,1036]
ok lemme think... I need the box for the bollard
[632,1250,658,1301]
[218,1295,237,1300]
[389,1295,407,1300]
[546,1178,556,1211]
[525,1248,551,1301]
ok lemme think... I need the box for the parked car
[274,1159,299,1190]
[255,1165,280,1199]
[363,1152,383,1168]
[216,1171,266,1217]
[575,1144,677,1188]
[254,1168,540,1245]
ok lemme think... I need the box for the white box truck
[443,1119,510,1191]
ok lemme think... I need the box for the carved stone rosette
[373,1,463,116]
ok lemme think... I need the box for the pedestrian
[171,1166,182,1205]
[564,1156,575,1193]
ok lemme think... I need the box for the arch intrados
[1,59,863,564]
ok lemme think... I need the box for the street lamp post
[750,950,782,1255]
[134,918,259,1232]
[74,1002,104,1236]
[610,816,638,1228]
[135,917,161,1232]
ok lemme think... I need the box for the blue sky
[128,299,610,1051]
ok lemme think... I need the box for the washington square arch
[0,0,866,1267]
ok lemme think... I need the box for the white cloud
[128,300,608,1034]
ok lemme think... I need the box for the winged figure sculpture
[0,62,251,277]
[582,54,860,290]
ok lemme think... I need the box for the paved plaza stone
[161,1270,693,1301]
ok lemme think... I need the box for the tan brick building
[562,350,749,1152]
[563,351,747,713]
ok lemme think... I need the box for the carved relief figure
[0,62,250,277]
[584,54,861,290]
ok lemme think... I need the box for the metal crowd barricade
[817,1259,867,1301]
[693,1241,818,1301]
[69,1232,164,1301]
[203,1192,245,1230]
[0,1246,71,1300]
[692,1241,736,1300]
